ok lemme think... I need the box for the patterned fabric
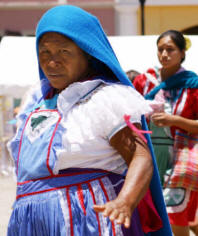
[165,132,198,191]
[7,168,163,236]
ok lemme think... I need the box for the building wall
[86,8,115,35]
[0,0,115,36]
[1,1,198,37]
[0,9,46,35]
[141,5,198,35]
[0,7,115,35]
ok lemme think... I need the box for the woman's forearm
[109,125,153,209]
[117,138,153,209]
[94,125,154,228]
[172,115,198,134]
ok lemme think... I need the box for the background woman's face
[157,35,185,70]
[39,32,90,91]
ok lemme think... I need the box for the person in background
[126,69,140,83]
[133,29,198,236]
[7,6,171,236]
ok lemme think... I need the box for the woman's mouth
[161,59,169,64]
[48,74,64,78]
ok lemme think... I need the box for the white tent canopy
[109,35,198,74]
[0,35,198,98]
[0,36,39,98]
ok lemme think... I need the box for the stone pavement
[0,176,196,236]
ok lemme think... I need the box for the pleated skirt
[7,169,144,236]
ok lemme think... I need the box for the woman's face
[157,35,185,70]
[39,32,90,91]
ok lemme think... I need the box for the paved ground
[0,176,196,236]
[0,175,16,236]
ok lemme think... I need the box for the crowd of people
[3,4,198,236]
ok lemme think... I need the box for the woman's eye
[60,49,70,55]
[40,50,50,56]
[166,48,174,52]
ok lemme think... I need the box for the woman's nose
[48,56,61,68]
[48,60,58,68]
[161,49,168,57]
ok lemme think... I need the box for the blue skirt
[7,169,144,236]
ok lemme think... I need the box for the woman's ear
[181,49,185,63]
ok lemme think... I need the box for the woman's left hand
[93,196,132,228]
[93,125,153,229]
[151,112,174,127]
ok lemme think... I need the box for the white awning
[0,36,39,98]
[109,35,198,74]
[0,35,197,97]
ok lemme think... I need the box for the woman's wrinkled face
[39,32,90,91]
[157,35,185,70]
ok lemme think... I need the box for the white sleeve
[87,83,152,139]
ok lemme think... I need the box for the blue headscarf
[36,5,131,87]
[145,70,198,100]
[36,5,172,235]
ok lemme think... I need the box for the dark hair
[157,30,186,62]
[126,69,140,82]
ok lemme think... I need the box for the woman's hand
[93,196,132,228]
[151,112,174,127]
[93,124,153,229]
[152,112,198,133]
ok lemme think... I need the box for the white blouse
[53,79,152,174]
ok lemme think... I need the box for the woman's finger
[103,205,113,217]
[151,115,161,122]
[124,216,131,228]
[109,209,119,221]
[116,212,125,225]
[93,204,105,212]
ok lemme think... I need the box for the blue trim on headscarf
[36,5,172,235]
[145,70,198,100]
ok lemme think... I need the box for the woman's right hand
[151,112,174,127]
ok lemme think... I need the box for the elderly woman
[7,5,171,236]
